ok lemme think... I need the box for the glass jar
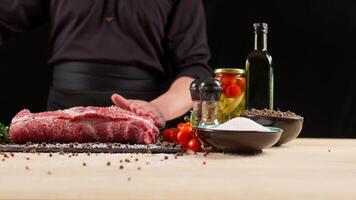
[214,68,246,123]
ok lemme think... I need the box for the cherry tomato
[180,124,193,135]
[170,129,179,142]
[162,128,178,142]
[225,84,241,97]
[187,138,201,152]
[177,128,193,145]
[183,122,192,128]
[179,140,188,149]
[236,78,246,90]
[177,123,186,130]
[220,76,237,87]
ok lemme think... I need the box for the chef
[0,0,212,128]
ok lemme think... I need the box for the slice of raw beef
[9,106,159,144]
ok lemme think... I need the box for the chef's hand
[111,94,166,129]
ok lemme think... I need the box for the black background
[0,0,355,138]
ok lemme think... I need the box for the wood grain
[0,138,355,200]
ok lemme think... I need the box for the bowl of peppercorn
[241,109,304,146]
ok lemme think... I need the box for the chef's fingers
[111,94,131,110]
[139,105,166,128]
[129,104,137,113]
[142,109,164,128]
[153,115,166,129]
[136,109,145,116]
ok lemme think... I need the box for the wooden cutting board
[0,138,356,200]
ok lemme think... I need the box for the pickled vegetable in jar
[215,68,246,123]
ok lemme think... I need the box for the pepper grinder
[190,79,203,126]
[198,78,222,127]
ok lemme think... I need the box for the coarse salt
[211,117,272,132]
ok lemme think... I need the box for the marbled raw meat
[9,106,159,144]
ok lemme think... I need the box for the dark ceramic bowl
[196,127,282,153]
[241,114,304,146]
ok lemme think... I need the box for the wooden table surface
[0,138,355,200]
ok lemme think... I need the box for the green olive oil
[245,23,274,110]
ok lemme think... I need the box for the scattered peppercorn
[164,156,169,160]
[47,171,52,175]
[119,165,124,170]
[25,166,30,170]
[49,153,53,157]
[127,177,131,182]
[83,162,86,167]
[125,159,130,163]
[176,152,184,157]
[137,167,141,171]
[107,161,111,166]
[135,158,139,162]
[203,161,206,165]
[26,157,30,160]
[146,162,150,165]
[243,108,299,118]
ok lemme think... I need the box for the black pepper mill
[189,79,203,126]
[198,78,222,127]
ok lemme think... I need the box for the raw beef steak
[9,106,159,144]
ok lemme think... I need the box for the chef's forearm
[151,76,194,121]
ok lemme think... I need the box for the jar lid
[214,68,246,75]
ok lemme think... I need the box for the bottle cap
[199,78,222,101]
[190,79,202,101]
[254,23,268,33]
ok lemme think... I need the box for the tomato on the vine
[163,121,202,152]
[177,123,186,130]
[187,138,201,152]
[162,128,178,142]
[177,128,193,145]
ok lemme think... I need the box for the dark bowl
[241,114,304,146]
[196,127,282,153]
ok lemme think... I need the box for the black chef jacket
[0,0,212,79]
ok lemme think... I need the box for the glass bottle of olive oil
[245,23,274,110]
